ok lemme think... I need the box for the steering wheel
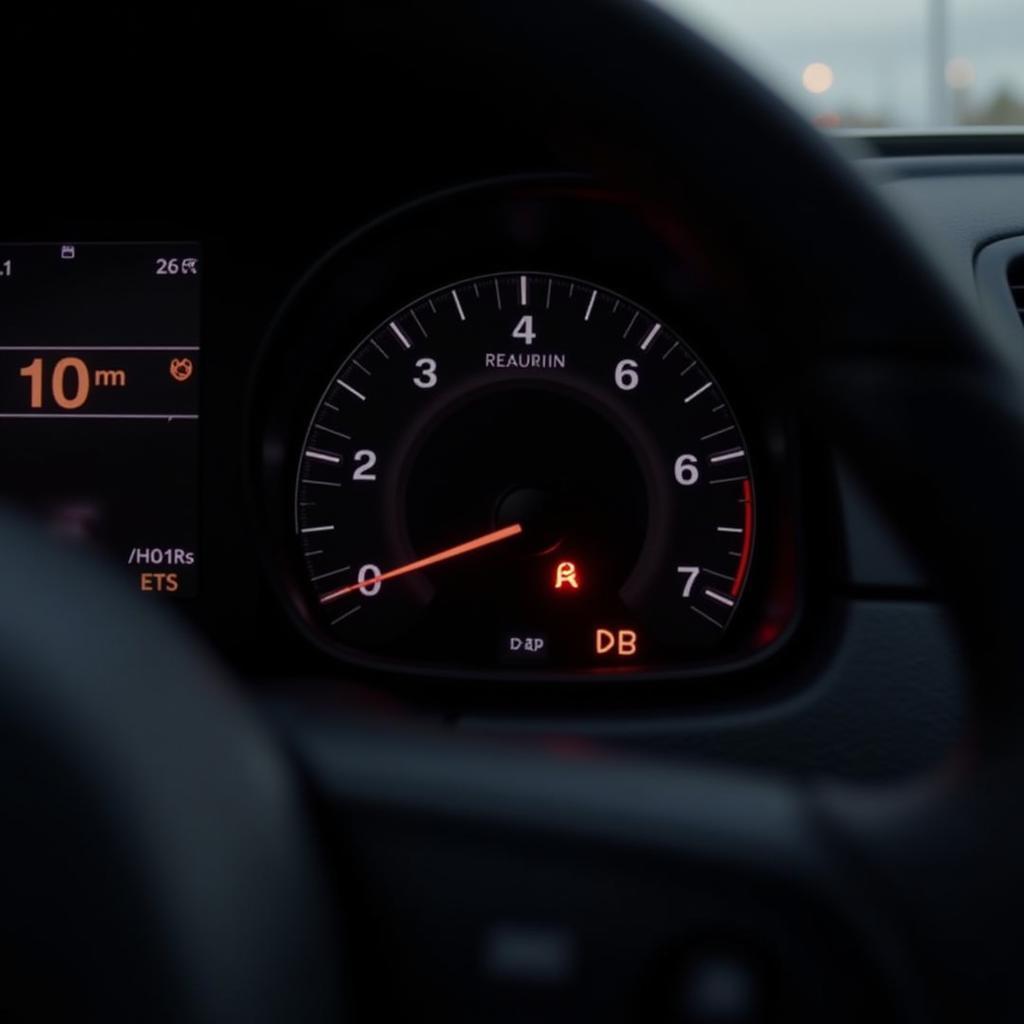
[4,2,1020,1020]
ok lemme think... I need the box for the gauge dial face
[295,273,754,674]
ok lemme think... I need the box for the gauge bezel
[250,178,818,700]
[295,269,757,664]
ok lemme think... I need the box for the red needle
[319,523,523,604]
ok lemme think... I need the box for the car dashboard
[5,136,1023,782]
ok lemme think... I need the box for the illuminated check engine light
[554,561,579,590]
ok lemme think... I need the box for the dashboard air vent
[1010,256,1024,327]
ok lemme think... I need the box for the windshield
[667,0,1024,129]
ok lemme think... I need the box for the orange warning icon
[554,561,579,590]
[169,357,194,382]
[595,629,638,656]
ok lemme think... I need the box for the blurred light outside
[946,56,976,89]
[663,0,1024,128]
[802,62,835,94]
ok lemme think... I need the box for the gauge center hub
[495,487,564,555]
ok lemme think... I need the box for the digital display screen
[0,242,200,596]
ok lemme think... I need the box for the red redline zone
[730,478,753,597]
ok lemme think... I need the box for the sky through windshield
[666,0,1024,128]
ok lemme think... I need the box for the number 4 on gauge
[512,315,536,345]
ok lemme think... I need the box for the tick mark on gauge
[494,279,502,310]
[330,605,362,626]
[640,323,661,351]
[584,289,597,321]
[301,479,342,488]
[705,588,736,607]
[684,381,713,404]
[680,360,697,377]
[452,289,466,321]
[352,359,371,376]
[691,605,725,629]
[370,339,390,360]
[709,475,748,485]
[703,568,735,583]
[623,311,639,339]
[301,525,335,534]
[709,448,745,464]
[315,424,351,440]
[305,449,341,463]
[337,379,366,401]
[389,322,412,349]
[700,425,735,441]
[545,278,553,309]
[311,565,351,582]
[717,526,743,533]
[411,308,429,337]
[520,275,528,306]
[661,340,679,360]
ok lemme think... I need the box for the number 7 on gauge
[677,566,700,597]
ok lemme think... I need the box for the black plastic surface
[457,600,964,781]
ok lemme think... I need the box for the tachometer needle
[319,523,523,604]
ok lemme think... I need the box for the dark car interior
[4,3,1024,1021]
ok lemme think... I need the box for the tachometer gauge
[294,273,754,673]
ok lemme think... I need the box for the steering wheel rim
[4,1,1022,1020]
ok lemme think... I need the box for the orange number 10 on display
[19,357,127,410]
